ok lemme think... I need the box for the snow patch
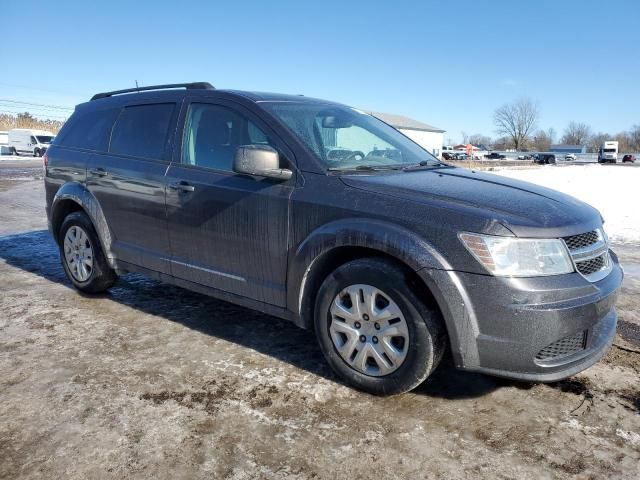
[616,428,640,446]
[493,165,640,244]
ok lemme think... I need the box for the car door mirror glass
[233,145,292,180]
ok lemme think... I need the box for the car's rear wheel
[314,258,446,395]
[59,211,117,293]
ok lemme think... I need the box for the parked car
[484,152,506,159]
[44,82,622,395]
[533,153,557,165]
[517,154,533,160]
[452,152,469,160]
[622,154,636,163]
[8,128,56,157]
[564,153,577,161]
[442,152,455,160]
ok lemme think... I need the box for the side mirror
[233,145,292,181]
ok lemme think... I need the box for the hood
[340,167,602,237]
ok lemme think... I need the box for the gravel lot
[1,159,639,479]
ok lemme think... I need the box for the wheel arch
[50,183,116,268]
[287,218,452,331]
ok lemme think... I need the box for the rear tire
[314,257,446,395]
[59,211,117,293]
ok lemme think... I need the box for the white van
[8,128,56,157]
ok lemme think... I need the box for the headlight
[459,233,574,277]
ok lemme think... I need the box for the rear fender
[51,182,116,268]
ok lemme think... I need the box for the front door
[165,100,294,306]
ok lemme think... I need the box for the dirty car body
[44,83,623,394]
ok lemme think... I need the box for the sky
[1,0,639,142]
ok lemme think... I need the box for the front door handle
[89,167,109,177]
[169,181,195,192]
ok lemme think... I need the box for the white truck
[597,140,618,164]
[8,128,56,157]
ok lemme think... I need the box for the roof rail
[90,82,214,101]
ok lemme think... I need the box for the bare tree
[561,122,591,145]
[588,132,610,153]
[492,136,510,151]
[629,125,640,151]
[493,98,539,150]
[532,129,553,151]
[614,132,631,153]
[547,127,556,145]
[467,133,492,147]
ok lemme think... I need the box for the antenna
[135,80,139,89]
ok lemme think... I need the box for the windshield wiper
[328,164,401,172]
[402,161,449,171]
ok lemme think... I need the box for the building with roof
[549,144,587,154]
[368,111,445,158]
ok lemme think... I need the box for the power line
[0,103,73,115]
[0,82,90,97]
[0,109,69,120]
[0,98,74,111]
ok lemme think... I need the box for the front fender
[287,218,453,324]
[51,182,116,268]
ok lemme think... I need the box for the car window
[182,103,276,171]
[110,103,175,160]
[58,108,119,151]
[263,102,441,169]
[30,136,37,143]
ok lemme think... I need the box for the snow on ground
[493,164,639,244]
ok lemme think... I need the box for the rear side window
[109,103,175,160]
[57,108,119,151]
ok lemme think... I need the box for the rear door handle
[169,181,195,192]
[89,167,109,177]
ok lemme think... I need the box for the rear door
[165,99,295,306]
[86,100,180,274]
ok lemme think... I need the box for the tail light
[43,152,49,172]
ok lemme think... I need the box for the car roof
[220,90,343,105]
[76,88,345,113]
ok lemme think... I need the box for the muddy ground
[1,159,638,479]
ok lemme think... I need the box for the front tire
[59,211,117,293]
[314,258,446,395]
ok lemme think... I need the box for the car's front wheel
[59,211,117,293]
[314,258,446,395]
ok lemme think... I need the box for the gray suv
[44,82,622,395]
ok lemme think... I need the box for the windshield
[262,102,441,170]
[603,148,616,153]
[36,135,54,144]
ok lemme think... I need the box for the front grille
[536,331,587,362]
[562,230,609,280]
[563,231,599,250]
[576,255,606,276]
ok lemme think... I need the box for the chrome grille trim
[562,229,611,282]
[563,231,599,250]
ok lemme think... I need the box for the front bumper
[417,250,623,381]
